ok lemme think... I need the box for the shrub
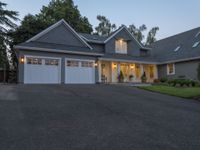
[160,77,168,83]
[197,63,200,81]
[118,71,124,83]
[153,79,160,83]
[141,72,147,83]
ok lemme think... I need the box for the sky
[2,0,200,40]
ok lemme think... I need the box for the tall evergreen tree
[0,1,18,69]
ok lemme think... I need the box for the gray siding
[105,29,141,56]
[18,50,98,84]
[89,43,105,53]
[158,59,200,80]
[36,23,87,47]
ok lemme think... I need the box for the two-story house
[14,19,200,84]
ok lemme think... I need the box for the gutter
[14,46,104,56]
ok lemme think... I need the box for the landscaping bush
[197,63,200,81]
[153,79,160,83]
[160,77,168,83]
[167,79,199,87]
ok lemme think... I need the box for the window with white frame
[26,57,42,65]
[81,61,93,68]
[66,60,79,67]
[167,63,175,75]
[45,59,59,66]
[115,39,127,54]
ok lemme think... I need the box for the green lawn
[139,85,200,98]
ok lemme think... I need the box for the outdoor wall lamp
[20,56,24,64]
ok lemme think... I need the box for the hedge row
[154,78,200,87]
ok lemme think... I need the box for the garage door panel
[65,59,95,84]
[24,56,61,84]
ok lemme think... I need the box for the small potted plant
[118,71,124,83]
[129,74,134,82]
[141,72,147,83]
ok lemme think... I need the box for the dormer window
[115,39,127,54]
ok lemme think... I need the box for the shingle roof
[79,33,108,43]
[100,53,158,64]
[16,41,103,55]
[151,27,200,63]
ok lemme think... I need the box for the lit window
[115,39,127,54]
[149,66,154,78]
[45,59,59,66]
[135,64,140,78]
[66,60,79,67]
[167,63,175,75]
[192,41,200,48]
[174,46,181,52]
[27,57,42,65]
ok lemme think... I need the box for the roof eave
[14,45,104,56]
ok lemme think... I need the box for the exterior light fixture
[94,62,98,67]
[20,56,24,64]
[113,63,117,69]
[130,64,135,69]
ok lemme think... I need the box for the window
[135,64,140,78]
[66,60,79,67]
[149,66,154,78]
[115,39,127,54]
[81,61,93,67]
[192,41,200,48]
[167,63,175,75]
[174,46,181,52]
[27,57,42,65]
[45,59,59,66]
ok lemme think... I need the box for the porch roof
[99,54,158,64]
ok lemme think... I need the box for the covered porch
[97,60,158,83]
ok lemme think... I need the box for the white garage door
[24,56,61,84]
[65,59,95,84]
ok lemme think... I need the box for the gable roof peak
[26,19,93,50]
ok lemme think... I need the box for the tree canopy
[0,1,18,69]
[95,15,116,36]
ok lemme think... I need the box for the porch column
[140,64,144,76]
[98,61,102,83]
[117,63,121,74]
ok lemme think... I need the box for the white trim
[98,58,158,64]
[26,19,93,50]
[24,55,62,84]
[104,26,125,43]
[159,56,200,64]
[104,26,146,49]
[167,63,175,75]
[14,46,103,56]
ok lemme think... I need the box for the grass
[139,85,200,98]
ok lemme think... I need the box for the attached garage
[65,59,95,84]
[24,56,61,84]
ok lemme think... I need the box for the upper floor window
[115,39,127,54]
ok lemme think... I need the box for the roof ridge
[154,26,200,44]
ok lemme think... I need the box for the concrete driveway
[0,84,200,150]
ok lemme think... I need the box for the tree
[0,2,18,69]
[146,27,159,45]
[38,0,93,33]
[8,0,93,69]
[95,15,116,36]
[128,24,147,43]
